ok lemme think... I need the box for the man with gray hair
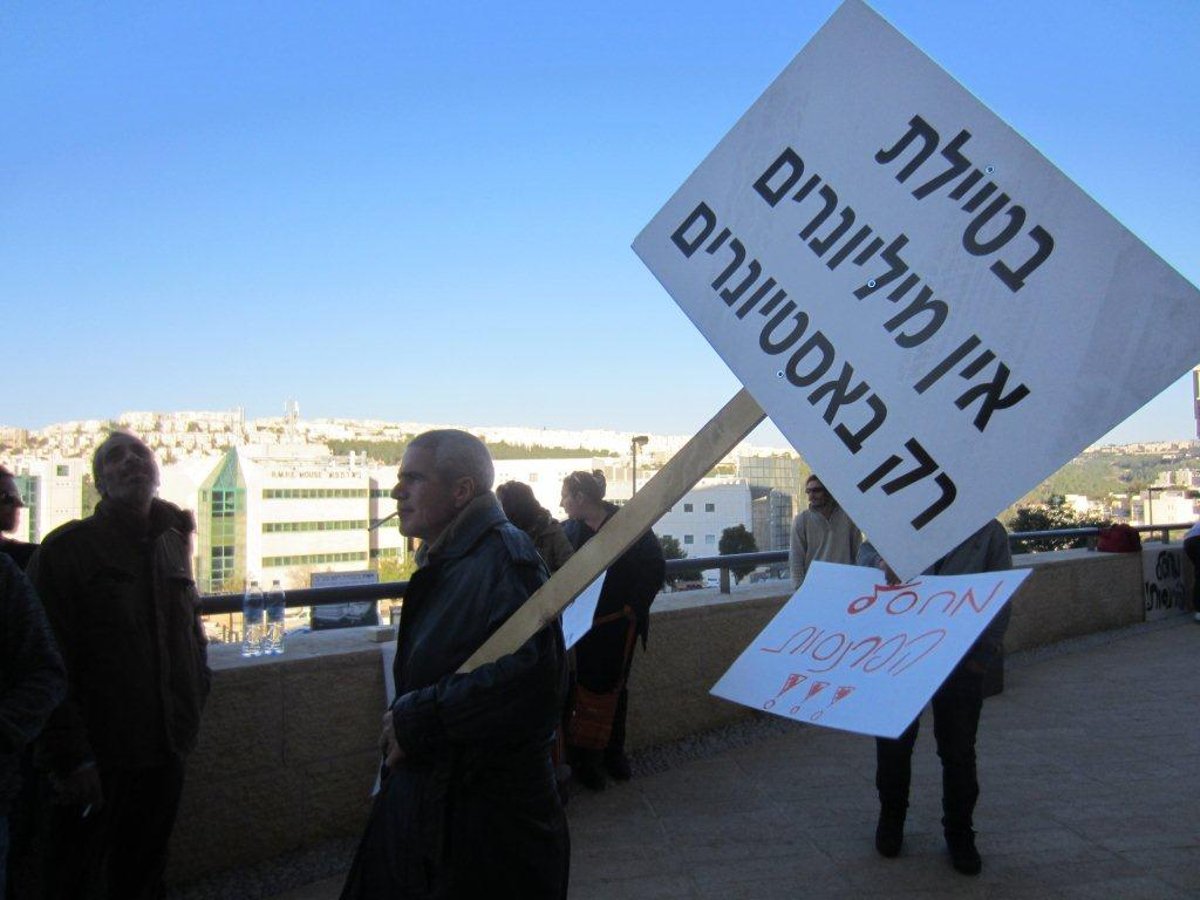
[28,431,211,899]
[342,429,570,899]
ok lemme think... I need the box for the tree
[1007,495,1108,553]
[718,524,758,583]
[375,555,417,583]
[658,533,701,587]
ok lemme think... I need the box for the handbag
[565,683,621,750]
[564,605,638,749]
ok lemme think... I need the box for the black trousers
[43,758,185,900]
[875,665,984,834]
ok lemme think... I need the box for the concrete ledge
[170,636,385,883]
[167,545,1191,885]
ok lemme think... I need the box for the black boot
[603,748,632,781]
[572,749,607,792]
[874,805,906,858]
[945,829,982,875]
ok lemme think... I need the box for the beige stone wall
[169,635,386,883]
[166,545,1190,883]
[1004,548,1146,649]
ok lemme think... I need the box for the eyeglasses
[0,492,23,507]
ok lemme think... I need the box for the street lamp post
[631,435,649,494]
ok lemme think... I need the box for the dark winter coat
[27,498,211,774]
[0,538,37,570]
[858,519,1013,671]
[0,554,66,812]
[341,492,569,900]
[564,504,665,691]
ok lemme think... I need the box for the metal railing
[197,521,1195,613]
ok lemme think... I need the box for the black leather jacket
[343,492,569,900]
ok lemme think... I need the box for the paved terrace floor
[193,616,1199,900]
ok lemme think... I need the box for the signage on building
[310,570,380,629]
[633,0,1200,579]
[712,562,1028,737]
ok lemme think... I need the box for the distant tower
[1193,367,1200,440]
[284,399,300,444]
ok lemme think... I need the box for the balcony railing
[197,521,1195,613]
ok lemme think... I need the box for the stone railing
[167,546,1193,884]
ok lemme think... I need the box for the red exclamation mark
[791,680,829,715]
[763,673,806,709]
[811,685,855,722]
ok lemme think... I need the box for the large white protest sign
[633,0,1200,579]
[711,561,1029,738]
[560,574,605,649]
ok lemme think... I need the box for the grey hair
[408,429,494,495]
[91,430,146,494]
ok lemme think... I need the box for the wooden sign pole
[459,388,766,673]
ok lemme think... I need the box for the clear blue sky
[3,1,1197,447]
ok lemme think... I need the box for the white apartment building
[654,481,754,555]
[1131,489,1199,527]
[2,455,88,543]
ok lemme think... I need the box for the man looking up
[28,431,211,900]
[789,474,862,588]
[341,429,569,900]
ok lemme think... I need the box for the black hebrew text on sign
[670,202,958,532]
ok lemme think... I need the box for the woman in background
[496,480,574,574]
[559,470,664,790]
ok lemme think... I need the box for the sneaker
[946,830,982,876]
[874,809,905,858]
[604,750,632,781]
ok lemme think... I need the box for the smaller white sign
[711,561,1029,737]
[560,574,606,649]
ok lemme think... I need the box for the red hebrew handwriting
[760,624,946,676]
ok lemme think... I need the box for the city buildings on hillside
[3,435,803,596]
[5,407,716,462]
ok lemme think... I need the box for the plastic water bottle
[241,580,264,657]
[265,579,286,655]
